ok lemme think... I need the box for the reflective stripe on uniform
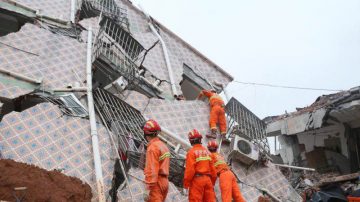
[195,156,211,162]
[214,160,226,167]
[159,152,170,161]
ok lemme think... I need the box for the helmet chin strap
[144,131,158,138]
[189,138,202,145]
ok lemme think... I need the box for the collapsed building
[0,0,301,201]
[266,86,360,174]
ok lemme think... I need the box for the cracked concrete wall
[0,24,87,91]
[120,0,233,96]
[297,124,348,158]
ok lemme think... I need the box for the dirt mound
[0,159,92,202]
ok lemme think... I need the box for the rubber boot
[221,133,230,143]
[206,129,218,139]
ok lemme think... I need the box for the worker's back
[184,144,217,202]
[184,144,217,187]
[144,137,170,183]
[210,152,229,174]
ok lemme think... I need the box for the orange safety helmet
[188,129,202,140]
[143,119,161,136]
[207,140,218,151]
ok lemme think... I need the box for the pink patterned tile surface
[79,17,101,41]
[0,24,87,93]
[123,90,211,140]
[13,0,72,22]
[143,99,211,141]
[121,0,232,95]
[0,103,115,200]
[0,82,34,100]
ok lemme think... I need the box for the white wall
[296,124,348,158]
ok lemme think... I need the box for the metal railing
[93,88,185,187]
[99,17,144,60]
[225,97,270,154]
[83,0,129,30]
[94,88,146,152]
[92,17,145,85]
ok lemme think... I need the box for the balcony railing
[92,17,145,84]
[225,97,270,154]
[93,88,185,187]
[83,0,129,30]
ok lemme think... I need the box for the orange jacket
[210,152,229,174]
[183,144,217,188]
[144,137,170,188]
[200,90,224,108]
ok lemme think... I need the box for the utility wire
[233,80,344,92]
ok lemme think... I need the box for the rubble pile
[0,159,92,202]
[280,168,360,201]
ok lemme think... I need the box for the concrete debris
[280,168,360,201]
[318,172,360,187]
[267,86,360,179]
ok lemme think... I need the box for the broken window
[180,64,216,100]
[41,93,88,117]
[47,25,84,40]
[226,97,270,155]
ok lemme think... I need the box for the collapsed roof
[266,86,360,136]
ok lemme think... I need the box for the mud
[0,159,92,202]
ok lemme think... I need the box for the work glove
[182,188,189,196]
[143,190,150,202]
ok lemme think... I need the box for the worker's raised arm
[183,150,196,189]
[197,90,213,99]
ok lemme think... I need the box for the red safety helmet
[207,140,218,151]
[143,119,161,136]
[188,129,202,140]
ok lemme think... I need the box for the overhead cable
[233,80,344,92]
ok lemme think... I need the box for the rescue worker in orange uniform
[143,119,171,202]
[183,129,217,202]
[207,140,246,202]
[197,89,226,139]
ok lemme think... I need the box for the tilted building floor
[0,0,301,201]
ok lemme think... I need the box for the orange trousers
[189,175,216,202]
[147,176,169,202]
[219,170,246,202]
[209,105,227,135]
